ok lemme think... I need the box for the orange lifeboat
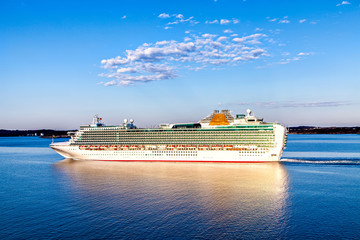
[223,145,233,150]
[166,145,175,150]
[129,145,138,150]
[212,145,222,150]
[198,145,209,150]
[187,145,196,150]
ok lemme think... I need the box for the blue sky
[1,0,359,129]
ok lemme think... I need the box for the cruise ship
[50,109,287,162]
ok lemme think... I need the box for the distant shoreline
[1,127,359,137]
[287,126,360,134]
[0,129,74,138]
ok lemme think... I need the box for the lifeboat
[187,145,196,150]
[88,145,96,151]
[212,145,222,150]
[129,145,138,150]
[99,145,107,150]
[109,145,117,150]
[198,145,209,151]
[166,145,175,151]
[223,145,233,150]
[119,145,127,150]
[146,145,157,150]
[176,145,185,150]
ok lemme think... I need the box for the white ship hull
[51,144,284,163]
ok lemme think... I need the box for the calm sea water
[0,135,359,239]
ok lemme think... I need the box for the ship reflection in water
[54,161,290,238]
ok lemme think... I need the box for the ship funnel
[246,109,252,116]
[124,119,128,124]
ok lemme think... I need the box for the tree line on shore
[0,127,359,137]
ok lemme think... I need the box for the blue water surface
[0,135,359,239]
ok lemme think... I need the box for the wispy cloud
[298,52,313,56]
[158,13,170,18]
[163,14,198,27]
[205,18,239,25]
[268,18,278,22]
[226,101,351,108]
[100,32,269,86]
[279,19,290,24]
[268,16,290,24]
[299,19,306,23]
[121,15,127,19]
[336,1,351,6]
[233,33,267,44]
[279,16,290,24]
[278,56,300,64]
[205,19,219,24]
[220,19,231,24]
[261,51,314,66]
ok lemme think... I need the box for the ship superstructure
[50,110,287,162]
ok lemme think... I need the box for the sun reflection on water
[54,161,291,237]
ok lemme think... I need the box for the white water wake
[281,158,360,164]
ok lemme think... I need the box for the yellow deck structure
[209,114,230,125]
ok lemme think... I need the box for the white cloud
[166,15,197,26]
[269,17,290,24]
[224,29,233,33]
[117,67,137,73]
[299,19,306,23]
[298,52,313,56]
[259,51,313,67]
[100,32,269,86]
[217,36,228,41]
[336,1,351,6]
[202,33,217,38]
[205,19,219,24]
[278,56,300,64]
[232,33,267,43]
[220,19,231,24]
[156,40,170,45]
[158,13,170,18]
[206,19,239,25]
[121,15,126,19]
[279,19,290,24]
[255,28,263,31]
[103,80,117,86]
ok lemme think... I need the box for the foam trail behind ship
[281,158,360,165]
